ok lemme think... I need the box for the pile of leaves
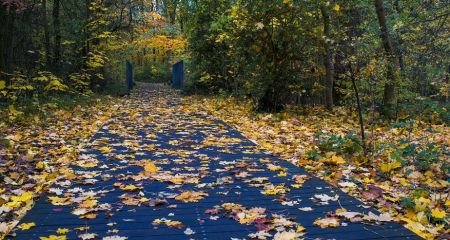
[187,96,449,239]
[0,96,120,237]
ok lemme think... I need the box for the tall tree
[53,0,61,73]
[321,5,335,111]
[374,0,399,116]
[393,0,405,72]
[164,0,178,24]
[42,0,51,67]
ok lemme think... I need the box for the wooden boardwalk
[9,85,419,240]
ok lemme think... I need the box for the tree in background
[184,0,448,121]
[0,0,188,122]
[0,0,448,122]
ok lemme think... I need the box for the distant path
[10,84,418,239]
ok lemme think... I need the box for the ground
[2,84,424,240]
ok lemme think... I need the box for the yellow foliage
[321,155,345,165]
[380,161,402,173]
[134,35,186,62]
[333,4,341,12]
[44,80,68,92]
[431,208,446,219]
[414,197,431,212]
[6,192,33,208]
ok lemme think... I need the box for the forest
[0,0,449,239]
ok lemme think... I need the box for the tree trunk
[128,2,134,41]
[82,0,91,66]
[374,0,398,117]
[321,5,335,111]
[0,5,15,74]
[169,1,177,24]
[53,0,61,73]
[42,0,51,67]
[394,0,405,72]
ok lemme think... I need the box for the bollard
[172,60,184,90]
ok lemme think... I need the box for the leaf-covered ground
[186,96,449,239]
[0,97,120,237]
[4,84,419,240]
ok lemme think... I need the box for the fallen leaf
[431,208,446,219]
[184,228,195,235]
[313,217,340,228]
[56,228,70,234]
[18,222,36,230]
[78,233,97,240]
[143,161,158,174]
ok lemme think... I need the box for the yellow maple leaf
[401,217,434,240]
[74,226,90,231]
[414,197,430,212]
[18,192,33,202]
[79,199,97,208]
[144,161,158,174]
[40,235,67,240]
[6,192,34,208]
[431,208,446,219]
[18,222,36,230]
[169,177,184,184]
[99,146,112,154]
[321,155,345,165]
[262,184,289,195]
[82,213,97,219]
[56,228,70,234]
[48,196,71,206]
[166,220,184,228]
[296,225,305,232]
[121,185,141,191]
[175,191,208,203]
[380,161,402,173]
[445,199,450,208]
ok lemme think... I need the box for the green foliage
[134,63,172,84]
[306,148,323,161]
[316,133,363,155]
[400,197,415,209]
[184,0,449,120]
[187,0,323,111]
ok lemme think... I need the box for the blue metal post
[126,60,133,91]
[172,60,184,90]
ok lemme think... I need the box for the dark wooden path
[9,85,419,240]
